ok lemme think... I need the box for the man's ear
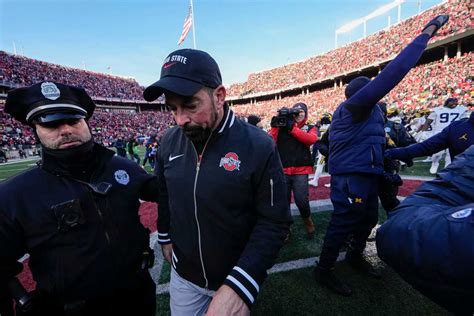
[214,85,226,108]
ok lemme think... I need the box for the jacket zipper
[191,136,212,289]
[270,178,274,207]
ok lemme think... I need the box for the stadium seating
[0,51,144,100]
[227,0,471,97]
[231,52,473,128]
[0,0,471,147]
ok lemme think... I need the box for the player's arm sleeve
[344,34,431,115]
[388,127,450,160]
[223,144,292,308]
[289,126,318,146]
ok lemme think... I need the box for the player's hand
[422,15,449,37]
[161,243,173,263]
[206,285,250,316]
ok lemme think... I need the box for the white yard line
[155,250,355,295]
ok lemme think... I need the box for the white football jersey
[428,105,467,133]
[409,116,425,132]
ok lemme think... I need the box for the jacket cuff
[157,231,171,244]
[223,266,260,308]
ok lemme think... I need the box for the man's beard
[183,125,212,143]
[182,102,219,143]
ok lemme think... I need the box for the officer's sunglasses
[36,118,81,129]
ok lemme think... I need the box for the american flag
[177,4,193,45]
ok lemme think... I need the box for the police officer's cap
[5,81,95,125]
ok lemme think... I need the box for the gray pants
[170,269,216,316]
[285,174,311,218]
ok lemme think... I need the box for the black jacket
[0,144,158,302]
[156,107,291,308]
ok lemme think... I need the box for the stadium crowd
[0,103,173,153]
[0,0,471,152]
[232,52,473,128]
[88,109,173,146]
[1,50,471,151]
[227,0,471,97]
[0,51,144,100]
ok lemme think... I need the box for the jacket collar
[213,103,236,135]
[40,142,114,180]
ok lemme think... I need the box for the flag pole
[190,0,196,49]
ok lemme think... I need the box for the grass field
[154,208,448,315]
[0,146,154,181]
[1,147,449,315]
[0,147,440,182]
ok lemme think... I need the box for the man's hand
[385,149,413,167]
[422,15,449,37]
[206,285,250,316]
[161,243,172,263]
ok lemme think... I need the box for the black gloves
[422,14,449,37]
[383,172,403,186]
[385,149,414,167]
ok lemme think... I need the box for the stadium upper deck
[227,0,472,99]
[0,0,470,106]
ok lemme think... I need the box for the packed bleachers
[232,52,473,128]
[0,101,36,149]
[227,0,471,97]
[0,99,174,150]
[0,0,471,149]
[89,109,174,146]
[0,51,144,100]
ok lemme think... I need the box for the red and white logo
[219,152,241,171]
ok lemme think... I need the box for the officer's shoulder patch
[114,170,130,185]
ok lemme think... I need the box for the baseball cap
[143,49,222,101]
[5,81,95,125]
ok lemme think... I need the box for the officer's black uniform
[0,82,158,316]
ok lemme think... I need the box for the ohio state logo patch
[219,152,241,171]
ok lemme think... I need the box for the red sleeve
[268,127,279,142]
[289,126,318,147]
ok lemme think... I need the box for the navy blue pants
[318,173,379,269]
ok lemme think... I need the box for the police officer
[0,82,158,316]
[313,15,449,296]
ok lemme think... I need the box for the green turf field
[0,146,154,181]
[155,209,448,315]
[1,143,442,181]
